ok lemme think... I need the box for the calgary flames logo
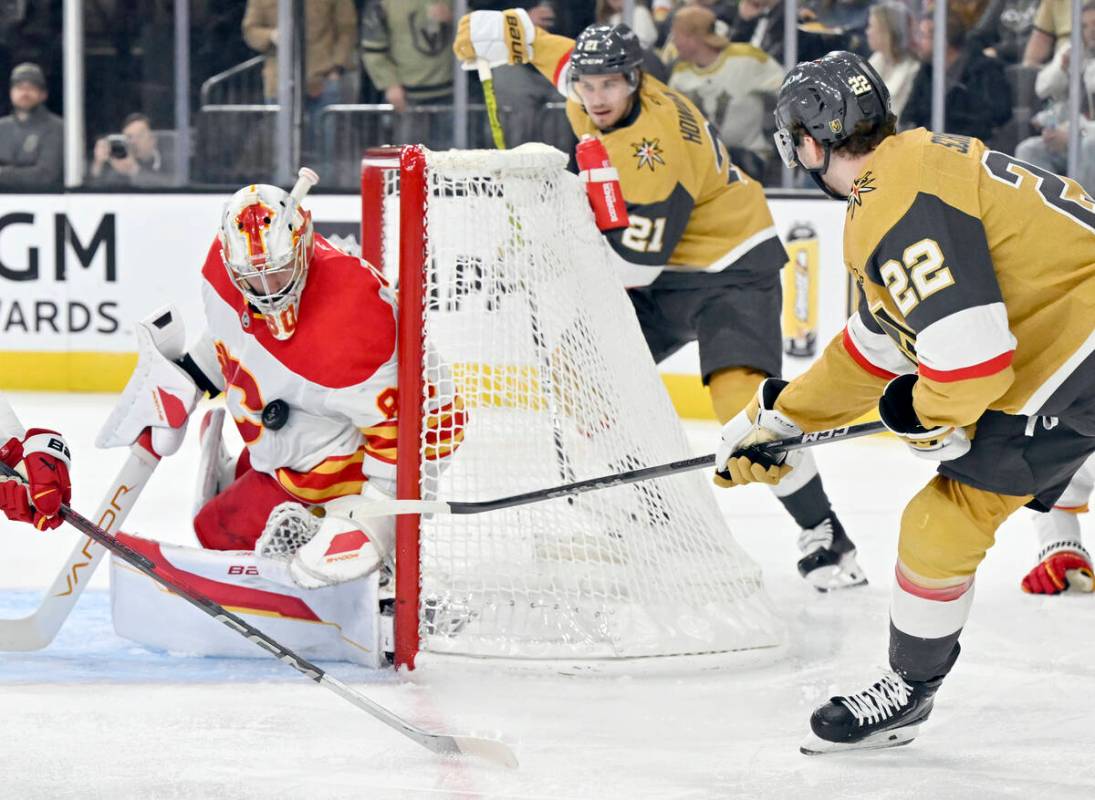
[632,138,665,172]
[234,198,276,264]
[215,340,266,445]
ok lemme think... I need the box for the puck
[262,399,290,430]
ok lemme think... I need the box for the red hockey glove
[0,428,72,530]
[1021,545,1094,595]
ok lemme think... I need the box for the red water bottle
[576,135,629,232]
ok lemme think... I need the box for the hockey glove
[96,308,203,458]
[1021,542,1094,594]
[879,374,970,461]
[714,379,801,488]
[0,428,72,530]
[453,9,535,67]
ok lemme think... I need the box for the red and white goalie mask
[220,168,318,340]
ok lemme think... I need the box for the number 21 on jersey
[622,215,667,253]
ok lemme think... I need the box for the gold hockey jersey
[776,129,1095,434]
[528,29,787,281]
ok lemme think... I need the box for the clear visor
[773,126,799,169]
[567,68,640,104]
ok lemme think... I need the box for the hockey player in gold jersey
[455,12,864,590]
[715,50,1095,753]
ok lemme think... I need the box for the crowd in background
[0,0,1092,192]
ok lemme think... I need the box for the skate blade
[807,553,869,593]
[799,725,919,755]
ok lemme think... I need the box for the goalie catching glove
[0,428,72,530]
[254,485,395,589]
[453,8,535,67]
[878,373,971,461]
[714,379,802,488]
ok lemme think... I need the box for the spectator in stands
[88,113,176,188]
[598,0,659,49]
[902,11,1013,142]
[1024,0,1073,66]
[1015,1,1095,194]
[243,0,358,158]
[668,6,783,179]
[362,0,454,150]
[867,0,920,118]
[655,0,736,50]
[803,0,873,55]
[729,0,847,66]
[979,0,1041,63]
[0,62,62,190]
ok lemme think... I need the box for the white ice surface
[1,392,1093,799]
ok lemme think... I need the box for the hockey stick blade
[347,421,887,519]
[323,671,517,766]
[0,461,517,767]
[0,439,160,651]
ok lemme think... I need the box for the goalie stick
[0,435,160,651]
[351,420,887,518]
[0,461,517,768]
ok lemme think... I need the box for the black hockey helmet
[569,24,644,91]
[773,51,891,196]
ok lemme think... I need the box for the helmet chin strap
[806,144,848,201]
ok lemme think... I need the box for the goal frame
[361,145,783,673]
[362,145,427,670]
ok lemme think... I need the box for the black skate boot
[800,669,944,755]
[796,513,867,592]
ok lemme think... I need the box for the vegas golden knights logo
[782,222,819,357]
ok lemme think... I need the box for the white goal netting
[367,144,782,665]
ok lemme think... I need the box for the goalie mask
[220,168,318,340]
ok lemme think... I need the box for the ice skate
[800,669,943,755]
[797,514,867,592]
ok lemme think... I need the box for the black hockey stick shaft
[0,462,516,766]
[444,420,886,515]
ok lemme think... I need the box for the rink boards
[0,192,849,416]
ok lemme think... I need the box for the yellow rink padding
[0,352,138,392]
[0,352,881,427]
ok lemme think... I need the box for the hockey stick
[0,461,517,767]
[477,59,507,150]
[0,436,160,651]
[350,420,887,518]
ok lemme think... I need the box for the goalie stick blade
[799,725,920,756]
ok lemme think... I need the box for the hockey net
[361,144,781,670]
